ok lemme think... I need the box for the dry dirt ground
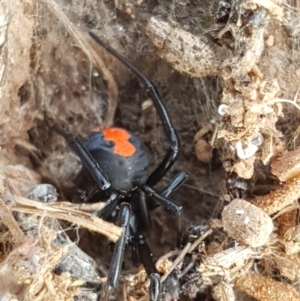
[2,0,300,301]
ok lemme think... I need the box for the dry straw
[12,196,122,242]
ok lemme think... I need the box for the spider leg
[134,174,187,271]
[135,234,157,275]
[52,124,110,190]
[101,203,130,301]
[138,189,151,231]
[149,273,161,301]
[130,210,165,301]
[97,191,120,220]
[89,32,180,186]
[129,191,156,273]
[140,185,183,246]
[148,171,187,212]
[161,171,188,198]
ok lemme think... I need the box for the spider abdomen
[85,128,150,193]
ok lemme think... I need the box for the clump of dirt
[2,0,300,301]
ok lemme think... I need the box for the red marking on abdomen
[102,128,136,157]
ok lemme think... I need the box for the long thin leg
[140,185,183,246]
[101,203,130,301]
[130,191,156,272]
[136,170,187,240]
[161,171,188,198]
[89,32,180,186]
[148,171,188,212]
[97,192,120,220]
[52,124,111,190]
[149,273,161,301]
[132,234,158,275]
[138,189,151,231]
[131,192,157,273]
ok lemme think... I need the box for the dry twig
[0,201,25,245]
[13,196,122,242]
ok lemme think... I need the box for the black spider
[52,31,187,301]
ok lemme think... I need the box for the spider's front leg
[89,31,181,186]
[97,191,120,219]
[148,171,188,212]
[161,171,188,198]
[51,124,111,190]
[140,185,183,246]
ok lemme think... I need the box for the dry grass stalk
[235,273,300,301]
[189,228,213,253]
[41,0,118,127]
[198,246,255,283]
[67,201,106,212]
[251,175,300,215]
[160,242,191,283]
[13,196,122,242]
[0,201,25,245]
[156,250,180,274]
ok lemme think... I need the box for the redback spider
[51,31,188,301]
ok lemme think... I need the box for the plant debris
[222,198,273,247]
[2,0,300,300]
